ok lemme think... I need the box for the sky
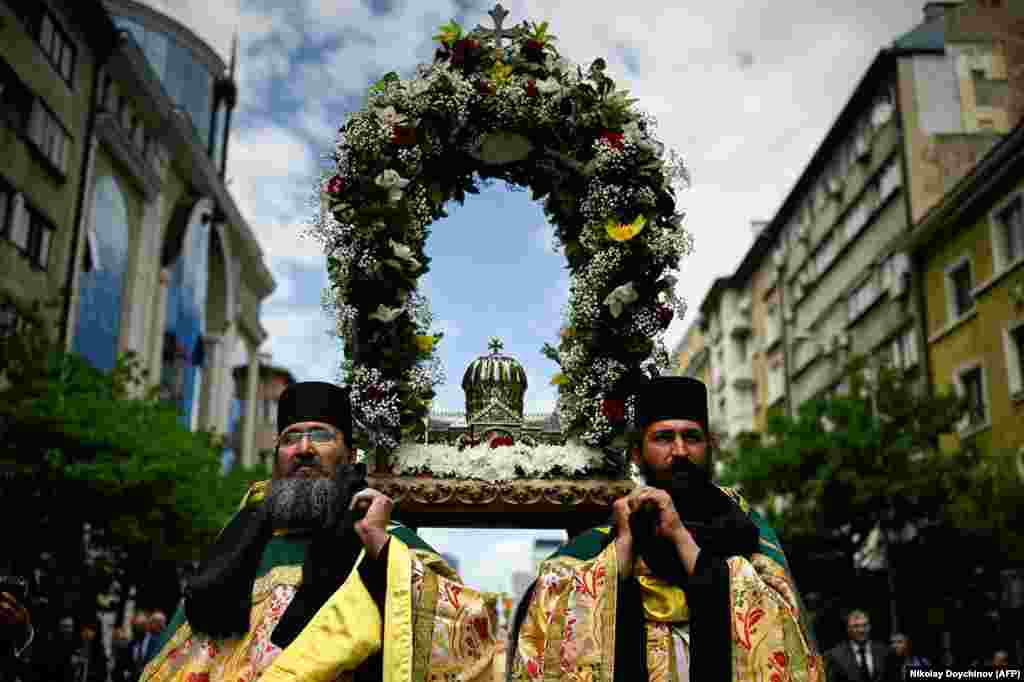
[143,0,926,593]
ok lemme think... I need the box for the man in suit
[826,610,889,682]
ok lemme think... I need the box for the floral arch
[315,4,693,494]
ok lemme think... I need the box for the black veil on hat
[635,376,709,432]
[277,381,353,444]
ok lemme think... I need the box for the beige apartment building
[676,0,1023,442]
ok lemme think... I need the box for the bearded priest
[508,376,823,682]
[141,381,498,682]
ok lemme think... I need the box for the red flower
[525,39,545,52]
[476,80,495,95]
[770,674,782,682]
[451,38,480,66]
[773,651,788,668]
[490,435,514,448]
[527,659,540,677]
[392,125,417,146]
[600,130,625,150]
[326,174,346,195]
[365,385,386,402]
[186,674,210,682]
[526,80,539,98]
[601,399,626,423]
[656,305,674,327]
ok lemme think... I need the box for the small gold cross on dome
[488,337,504,354]
[474,3,525,54]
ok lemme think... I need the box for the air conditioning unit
[855,134,872,162]
[773,246,786,270]
[827,176,845,197]
[889,253,911,298]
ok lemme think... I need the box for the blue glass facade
[113,16,214,151]
[74,176,130,372]
[161,210,209,427]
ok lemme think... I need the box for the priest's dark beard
[265,477,339,530]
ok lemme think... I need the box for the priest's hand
[351,488,393,559]
[627,487,701,576]
[611,496,635,580]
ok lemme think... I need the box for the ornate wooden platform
[367,475,636,531]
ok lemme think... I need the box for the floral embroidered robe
[509,487,823,682]
[141,484,499,682]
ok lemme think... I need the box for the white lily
[369,304,404,323]
[374,105,406,127]
[375,169,411,203]
[604,281,639,319]
[535,77,562,96]
[388,239,421,271]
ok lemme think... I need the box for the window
[27,207,53,269]
[972,68,1007,108]
[1007,324,1024,397]
[891,330,919,370]
[848,275,881,322]
[38,11,76,84]
[959,366,987,428]
[947,260,975,319]
[815,233,839,276]
[0,301,20,338]
[29,99,70,173]
[0,57,34,133]
[994,195,1024,269]
[7,192,29,251]
[880,161,902,199]
[871,92,894,129]
[843,194,874,242]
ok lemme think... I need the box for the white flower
[374,105,406,126]
[604,281,639,318]
[405,78,431,98]
[535,77,562,96]
[623,121,665,157]
[369,304,404,323]
[375,169,411,203]
[388,239,422,271]
[544,54,571,74]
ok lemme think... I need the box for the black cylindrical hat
[277,381,352,445]
[634,376,709,432]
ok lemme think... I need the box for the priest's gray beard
[265,477,339,530]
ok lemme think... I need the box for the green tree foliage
[718,356,974,561]
[1,307,266,615]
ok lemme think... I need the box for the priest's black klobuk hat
[634,376,709,433]
[277,381,352,445]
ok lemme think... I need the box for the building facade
[0,0,275,466]
[681,1,1023,444]
[904,119,1024,457]
[230,355,295,472]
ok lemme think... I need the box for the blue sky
[147,0,924,594]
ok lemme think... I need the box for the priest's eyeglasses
[278,428,338,447]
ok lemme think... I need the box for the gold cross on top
[488,337,504,354]
[474,3,525,52]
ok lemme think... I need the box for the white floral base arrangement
[385,440,608,481]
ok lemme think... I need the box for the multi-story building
[1,0,103,339]
[1,0,275,465]
[230,354,295,471]
[903,118,1024,457]
[687,1,1023,443]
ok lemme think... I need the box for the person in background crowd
[111,625,135,682]
[138,612,166,666]
[0,587,35,682]
[989,650,1010,671]
[884,633,930,682]
[825,610,890,682]
[128,612,148,677]
[73,615,108,682]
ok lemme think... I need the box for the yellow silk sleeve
[510,542,619,682]
[259,552,383,682]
